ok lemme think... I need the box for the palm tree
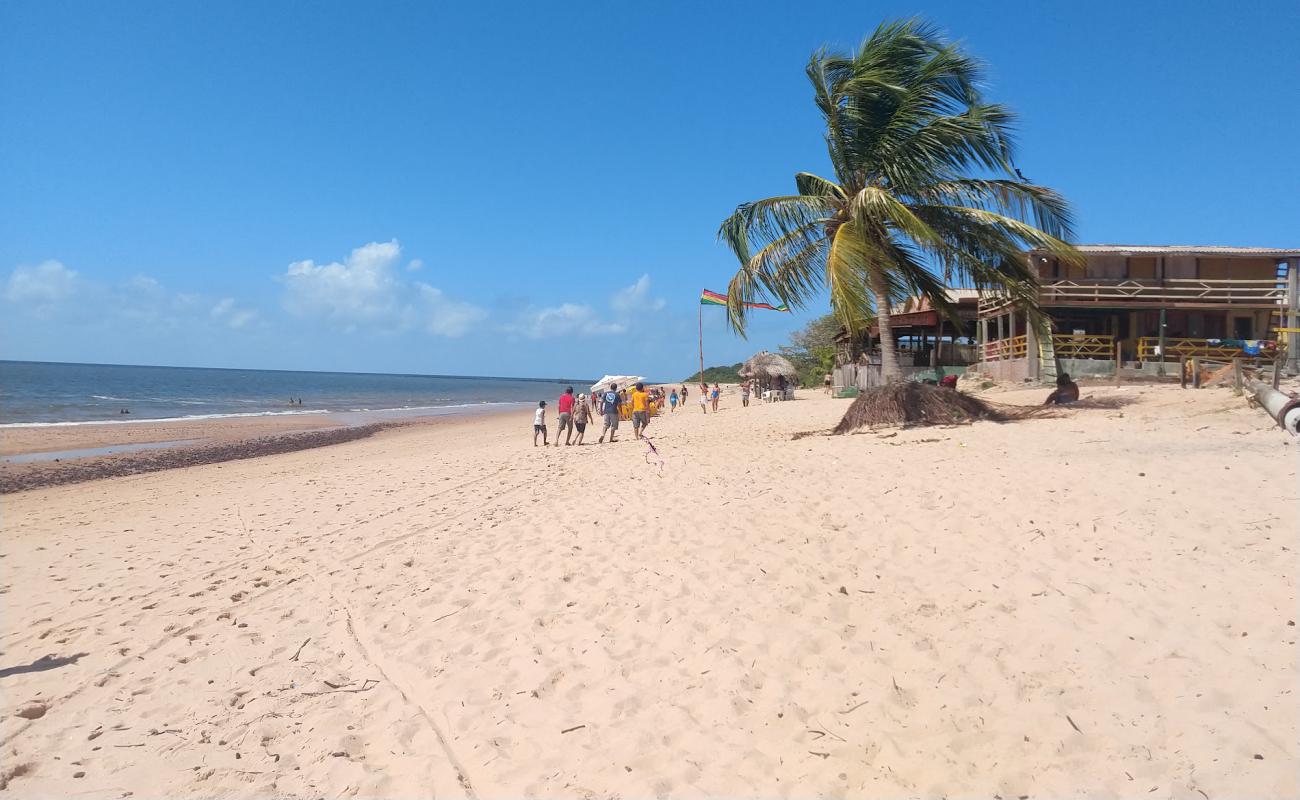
[718,18,1078,382]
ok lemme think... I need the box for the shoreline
[0,406,521,493]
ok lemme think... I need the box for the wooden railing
[1137,337,1278,361]
[1042,278,1284,305]
[1052,334,1114,359]
[982,335,1026,362]
[980,278,1285,315]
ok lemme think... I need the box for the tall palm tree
[718,18,1078,382]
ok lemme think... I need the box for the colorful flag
[700,289,789,312]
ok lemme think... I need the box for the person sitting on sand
[533,400,548,446]
[597,383,621,443]
[555,386,576,446]
[630,382,651,439]
[1043,372,1080,405]
[572,393,592,444]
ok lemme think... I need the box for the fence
[1137,337,1277,361]
[1051,334,1114,359]
[981,335,1027,362]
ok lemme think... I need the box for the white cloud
[611,273,666,313]
[407,258,424,272]
[280,240,484,338]
[1,259,265,336]
[506,273,667,340]
[512,303,627,339]
[417,284,485,337]
[4,260,80,308]
[211,297,259,330]
[282,240,404,324]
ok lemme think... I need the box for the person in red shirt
[555,386,577,446]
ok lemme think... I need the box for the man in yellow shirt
[630,382,651,440]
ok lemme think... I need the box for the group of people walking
[533,382,657,446]
[533,377,767,447]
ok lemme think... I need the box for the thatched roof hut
[739,351,799,389]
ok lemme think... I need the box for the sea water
[0,361,588,426]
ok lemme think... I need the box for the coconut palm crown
[718,18,1079,381]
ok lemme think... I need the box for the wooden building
[978,245,1300,381]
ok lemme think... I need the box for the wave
[0,401,530,428]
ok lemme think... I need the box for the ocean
[0,361,589,426]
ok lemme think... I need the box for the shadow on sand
[0,652,90,679]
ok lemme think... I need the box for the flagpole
[698,298,705,383]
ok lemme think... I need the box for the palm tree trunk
[870,268,902,383]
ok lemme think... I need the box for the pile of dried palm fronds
[832,382,1047,434]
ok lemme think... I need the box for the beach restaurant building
[978,245,1300,381]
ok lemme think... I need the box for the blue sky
[3,0,1297,379]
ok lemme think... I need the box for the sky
[2,0,1297,380]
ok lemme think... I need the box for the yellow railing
[1052,334,1114,359]
[982,335,1027,361]
[1137,337,1277,361]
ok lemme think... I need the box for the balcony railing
[980,278,1285,314]
[982,335,1026,362]
[1052,334,1114,359]
[1137,337,1279,361]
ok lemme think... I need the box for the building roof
[1033,244,1300,258]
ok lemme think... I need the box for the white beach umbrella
[589,375,644,394]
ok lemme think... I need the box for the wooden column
[1157,307,1168,377]
[1287,258,1300,375]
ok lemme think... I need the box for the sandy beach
[1,385,1295,797]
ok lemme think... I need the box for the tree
[718,18,1077,382]
[779,313,841,387]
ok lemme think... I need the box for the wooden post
[697,301,705,383]
[1274,355,1283,390]
[1179,355,1187,388]
[1157,307,1167,377]
[1192,357,1201,388]
[1232,357,1243,395]
[1114,340,1121,387]
[1287,258,1299,375]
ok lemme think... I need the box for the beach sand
[1,385,1295,797]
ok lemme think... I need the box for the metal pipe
[1244,376,1300,435]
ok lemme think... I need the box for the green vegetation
[716,18,1077,383]
[779,313,839,388]
[683,363,743,383]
